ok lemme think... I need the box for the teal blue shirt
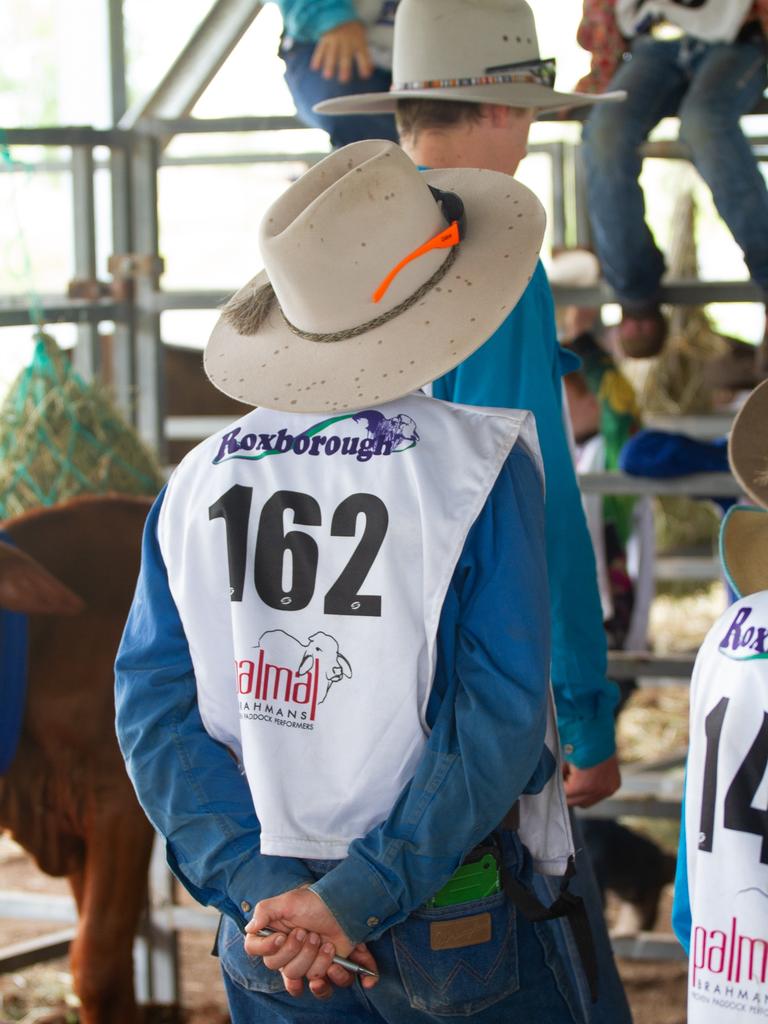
[433,261,618,768]
[272,1,360,42]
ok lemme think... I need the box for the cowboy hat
[721,379,768,596]
[728,378,768,509]
[314,0,625,118]
[205,139,545,414]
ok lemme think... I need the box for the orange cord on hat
[372,221,461,304]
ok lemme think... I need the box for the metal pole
[120,0,262,134]
[107,0,128,124]
[109,147,136,418]
[572,142,592,250]
[71,146,99,380]
[130,134,165,460]
[550,141,566,249]
[134,834,180,1004]
[107,0,136,418]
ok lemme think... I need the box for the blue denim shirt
[432,262,618,769]
[115,444,552,945]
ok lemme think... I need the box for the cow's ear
[0,543,85,615]
[338,654,352,678]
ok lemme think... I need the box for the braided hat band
[394,57,556,93]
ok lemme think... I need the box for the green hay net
[0,332,163,520]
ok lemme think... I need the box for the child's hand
[245,887,379,998]
[311,21,374,82]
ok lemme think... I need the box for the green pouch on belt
[426,851,501,908]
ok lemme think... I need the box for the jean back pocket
[392,892,519,1017]
[218,914,286,994]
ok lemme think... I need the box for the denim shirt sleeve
[273,0,360,41]
[432,263,618,769]
[114,488,314,931]
[309,444,552,944]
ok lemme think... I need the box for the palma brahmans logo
[237,630,352,730]
[690,913,768,1014]
[214,411,419,465]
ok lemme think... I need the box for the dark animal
[581,818,676,936]
[0,495,155,1024]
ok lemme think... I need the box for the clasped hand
[244,886,379,1000]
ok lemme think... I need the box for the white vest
[159,393,571,870]
[616,0,753,42]
[684,591,768,1023]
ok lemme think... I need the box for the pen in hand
[255,927,379,978]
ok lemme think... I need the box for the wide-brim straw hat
[205,139,545,413]
[729,378,768,508]
[721,506,768,599]
[314,0,625,119]
[721,380,768,596]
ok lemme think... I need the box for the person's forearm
[548,482,619,768]
[531,278,619,768]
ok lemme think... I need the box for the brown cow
[0,495,156,1024]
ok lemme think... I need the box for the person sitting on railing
[576,0,768,363]
[272,1,400,147]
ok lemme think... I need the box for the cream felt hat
[205,139,545,413]
[729,379,768,508]
[314,0,625,118]
[721,380,768,596]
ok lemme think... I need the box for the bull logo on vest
[236,630,352,727]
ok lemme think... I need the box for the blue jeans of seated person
[219,831,583,1023]
[582,33,768,308]
[281,42,399,149]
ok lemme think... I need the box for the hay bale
[0,332,163,520]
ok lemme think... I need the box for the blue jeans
[535,814,633,1024]
[218,831,583,1023]
[281,42,399,148]
[582,34,768,306]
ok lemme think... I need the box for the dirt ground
[0,833,687,1024]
